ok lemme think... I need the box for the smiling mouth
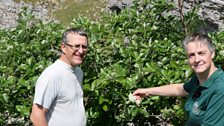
[73,55,83,60]
[194,65,201,67]
[194,64,205,69]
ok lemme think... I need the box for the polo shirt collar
[200,67,223,88]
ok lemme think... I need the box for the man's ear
[212,51,215,59]
[61,43,66,54]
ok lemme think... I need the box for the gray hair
[62,28,88,44]
[183,33,215,52]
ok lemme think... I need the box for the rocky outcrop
[0,0,57,29]
[0,0,223,31]
[106,0,132,14]
[107,0,224,31]
[173,0,224,31]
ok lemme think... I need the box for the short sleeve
[183,75,198,94]
[33,71,60,109]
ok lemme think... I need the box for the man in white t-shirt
[30,28,88,126]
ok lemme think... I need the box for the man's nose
[77,47,84,54]
[194,54,201,62]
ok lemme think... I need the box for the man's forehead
[186,41,210,52]
[187,41,209,48]
[67,32,83,37]
[67,33,87,40]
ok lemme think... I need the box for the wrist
[145,88,151,96]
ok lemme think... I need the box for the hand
[132,88,150,100]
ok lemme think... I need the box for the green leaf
[103,105,108,111]
[99,96,104,104]
[16,105,30,116]
[3,93,9,102]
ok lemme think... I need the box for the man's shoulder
[73,67,83,83]
[39,61,63,78]
[74,66,83,74]
[214,69,224,82]
[213,72,224,93]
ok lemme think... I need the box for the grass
[16,0,107,26]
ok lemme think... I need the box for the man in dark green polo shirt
[133,33,224,125]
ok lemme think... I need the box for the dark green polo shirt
[183,68,224,126]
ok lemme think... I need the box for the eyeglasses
[66,43,88,51]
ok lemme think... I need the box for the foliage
[0,7,64,125]
[0,0,224,126]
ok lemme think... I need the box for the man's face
[61,33,88,67]
[186,41,214,74]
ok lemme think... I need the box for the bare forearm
[30,104,48,126]
[30,113,48,126]
[133,83,188,99]
[146,84,188,97]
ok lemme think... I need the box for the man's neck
[59,56,75,67]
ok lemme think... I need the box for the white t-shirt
[33,59,86,126]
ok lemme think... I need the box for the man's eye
[188,54,194,58]
[74,45,80,48]
[82,45,88,49]
[199,52,206,55]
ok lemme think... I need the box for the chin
[74,60,83,65]
[194,69,206,74]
